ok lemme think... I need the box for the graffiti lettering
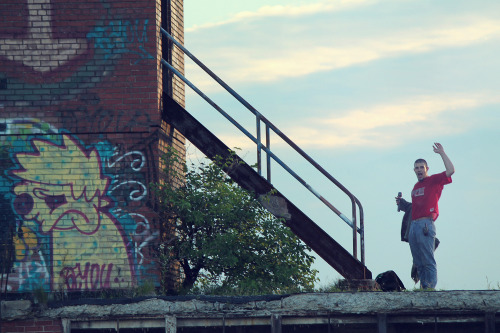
[59,262,114,291]
[87,19,153,63]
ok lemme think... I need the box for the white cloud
[182,2,500,151]
[188,94,499,152]
[185,19,500,91]
[282,94,500,148]
[321,96,481,130]
[186,0,377,33]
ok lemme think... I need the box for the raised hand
[433,142,445,155]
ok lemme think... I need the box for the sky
[181,0,500,290]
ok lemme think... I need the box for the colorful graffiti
[0,0,165,293]
[0,0,154,104]
[8,135,134,290]
[11,133,135,290]
[0,0,89,75]
[7,226,50,292]
[0,0,152,73]
[0,120,160,292]
[87,19,154,64]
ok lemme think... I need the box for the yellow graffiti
[13,226,38,261]
[12,134,134,290]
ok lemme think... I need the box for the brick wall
[0,0,184,294]
[2,319,63,333]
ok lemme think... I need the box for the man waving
[398,143,455,289]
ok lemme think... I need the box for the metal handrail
[160,28,365,265]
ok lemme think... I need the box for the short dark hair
[414,158,428,167]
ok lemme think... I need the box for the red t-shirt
[411,171,452,221]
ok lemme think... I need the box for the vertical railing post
[256,115,262,176]
[359,206,365,267]
[352,201,357,260]
[266,124,271,182]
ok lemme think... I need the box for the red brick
[0,0,184,297]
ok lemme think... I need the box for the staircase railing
[160,28,366,265]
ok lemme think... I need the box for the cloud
[281,94,500,149]
[186,0,377,33]
[182,1,500,153]
[185,19,500,92]
[321,96,481,130]
[188,93,499,154]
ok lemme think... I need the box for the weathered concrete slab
[1,300,32,320]
[2,291,499,321]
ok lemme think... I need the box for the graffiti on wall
[0,0,153,74]
[0,120,159,292]
[12,133,135,290]
[0,0,164,292]
[88,19,154,64]
[0,0,154,104]
[0,0,89,75]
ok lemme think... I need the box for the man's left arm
[433,142,455,177]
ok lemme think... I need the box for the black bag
[375,270,406,292]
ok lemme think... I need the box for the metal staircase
[160,28,371,280]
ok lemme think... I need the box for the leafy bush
[152,149,318,295]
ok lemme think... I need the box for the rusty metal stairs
[160,28,371,281]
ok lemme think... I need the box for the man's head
[414,158,429,181]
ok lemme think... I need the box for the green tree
[152,149,318,295]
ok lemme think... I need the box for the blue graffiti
[87,19,154,64]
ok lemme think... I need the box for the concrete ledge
[2,291,499,321]
[1,300,32,320]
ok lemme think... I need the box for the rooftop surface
[3,290,500,332]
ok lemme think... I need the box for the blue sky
[182,0,500,290]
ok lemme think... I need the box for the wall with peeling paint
[0,0,184,293]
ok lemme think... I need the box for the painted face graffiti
[12,135,111,235]
[10,134,135,290]
[13,182,112,235]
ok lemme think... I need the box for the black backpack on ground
[375,270,406,292]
